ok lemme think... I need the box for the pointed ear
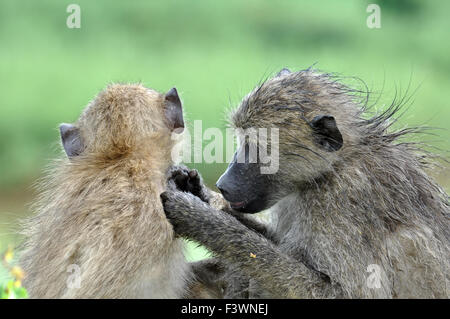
[59,123,84,157]
[164,87,184,134]
[275,68,291,77]
[310,115,343,152]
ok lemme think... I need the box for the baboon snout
[216,171,248,211]
[216,172,241,202]
[215,175,231,199]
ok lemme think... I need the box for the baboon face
[218,69,345,214]
[59,84,184,158]
[216,143,275,213]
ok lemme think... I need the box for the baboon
[161,68,450,298]
[19,83,220,298]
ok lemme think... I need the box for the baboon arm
[209,191,278,244]
[166,169,276,243]
[227,211,279,244]
[162,191,340,298]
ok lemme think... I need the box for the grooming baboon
[19,83,221,298]
[162,68,450,298]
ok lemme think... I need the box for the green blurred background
[0,0,449,283]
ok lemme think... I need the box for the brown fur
[20,84,192,298]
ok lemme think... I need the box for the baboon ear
[164,87,184,134]
[310,115,343,152]
[59,123,84,157]
[276,68,291,77]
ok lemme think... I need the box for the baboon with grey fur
[162,68,450,298]
[19,83,220,298]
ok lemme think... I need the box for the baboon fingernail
[189,170,198,178]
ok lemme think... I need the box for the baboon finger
[174,172,189,189]
[188,169,198,179]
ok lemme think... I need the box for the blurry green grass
[0,0,449,189]
[184,241,212,262]
[0,0,449,283]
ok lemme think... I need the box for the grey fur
[162,68,450,298]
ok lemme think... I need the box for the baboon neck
[57,154,171,197]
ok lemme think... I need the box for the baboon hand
[167,165,210,203]
[160,189,210,236]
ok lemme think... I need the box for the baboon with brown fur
[19,83,220,298]
[162,68,450,298]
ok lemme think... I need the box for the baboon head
[217,68,358,213]
[59,84,184,159]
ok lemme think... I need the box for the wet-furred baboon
[19,83,221,298]
[162,68,450,298]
